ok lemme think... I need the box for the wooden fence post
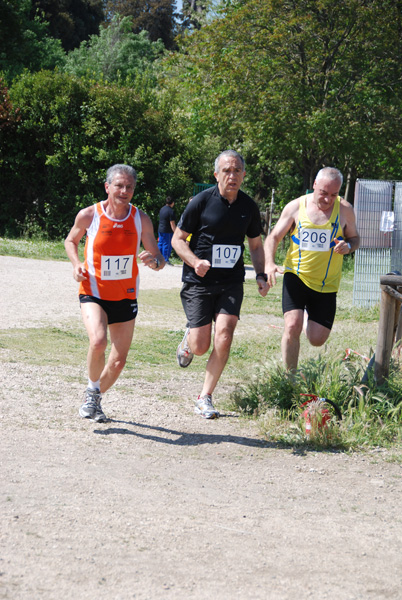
[374,275,402,384]
[395,305,402,347]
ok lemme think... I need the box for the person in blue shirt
[158,196,176,264]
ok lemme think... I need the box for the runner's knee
[306,330,330,347]
[191,337,211,356]
[284,316,303,339]
[108,355,127,374]
[214,327,235,353]
[89,335,108,354]
[305,322,331,347]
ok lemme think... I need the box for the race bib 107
[300,228,331,252]
[211,244,241,268]
[101,255,134,280]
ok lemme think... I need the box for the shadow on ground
[94,419,277,448]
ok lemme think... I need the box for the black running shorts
[282,272,336,330]
[79,295,138,325]
[180,282,244,328]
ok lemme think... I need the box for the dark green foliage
[167,0,402,205]
[4,0,402,241]
[30,0,104,51]
[0,70,193,238]
[0,77,20,131]
[0,0,65,80]
[63,16,165,83]
[104,0,179,49]
[2,71,90,237]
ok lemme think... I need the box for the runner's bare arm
[64,206,95,281]
[264,198,299,287]
[248,235,269,297]
[138,211,165,270]
[172,227,211,277]
[334,200,360,255]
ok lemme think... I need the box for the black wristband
[256,272,268,282]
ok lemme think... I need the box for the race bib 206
[300,229,331,252]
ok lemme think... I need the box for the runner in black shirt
[172,150,268,419]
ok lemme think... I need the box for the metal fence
[353,179,402,307]
[192,183,215,197]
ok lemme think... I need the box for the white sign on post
[380,211,394,232]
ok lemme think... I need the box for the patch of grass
[137,288,183,315]
[337,304,380,323]
[230,353,402,453]
[0,237,75,261]
[231,361,299,415]
[130,327,204,375]
[0,327,88,366]
[242,278,283,317]
[258,407,349,450]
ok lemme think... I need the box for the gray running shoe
[177,327,194,368]
[94,403,107,423]
[79,388,107,422]
[194,394,220,419]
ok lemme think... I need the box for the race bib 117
[101,255,134,280]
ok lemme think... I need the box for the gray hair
[214,150,245,173]
[106,164,137,184]
[315,167,343,187]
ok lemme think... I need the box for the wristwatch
[154,257,160,269]
[256,272,268,282]
[346,242,351,253]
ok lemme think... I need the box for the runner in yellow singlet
[264,167,360,371]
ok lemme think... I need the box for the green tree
[0,77,20,133]
[30,0,104,51]
[104,0,178,48]
[166,0,402,202]
[0,0,65,81]
[0,77,20,180]
[63,15,165,83]
[1,70,193,237]
[180,0,212,30]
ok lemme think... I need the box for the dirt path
[0,256,401,600]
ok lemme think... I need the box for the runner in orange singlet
[65,164,165,421]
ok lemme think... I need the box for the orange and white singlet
[79,202,142,301]
[283,195,344,293]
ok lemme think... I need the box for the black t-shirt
[177,184,263,285]
[158,205,176,233]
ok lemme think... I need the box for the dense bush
[0,70,194,238]
[63,17,165,83]
[231,354,402,449]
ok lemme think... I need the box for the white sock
[88,378,100,391]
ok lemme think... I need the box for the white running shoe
[176,327,194,368]
[194,394,220,419]
[79,388,107,422]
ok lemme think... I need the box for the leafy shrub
[63,17,165,83]
[231,361,301,415]
[1,70,194,238]
[231,353,402,450]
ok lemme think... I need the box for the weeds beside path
[1,256,401,600]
